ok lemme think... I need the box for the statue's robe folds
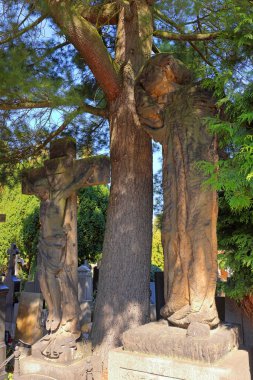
[136,55,219,328]
[22,138,110,358]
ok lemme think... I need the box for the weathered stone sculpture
[22,137,110,358]
[136,54,219,328]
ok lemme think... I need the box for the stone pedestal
[107,321,249,380]
[0,283,9,380]
[15,339,93,380]
[108,347,251,380]
[122,321,240,363]
[17,355,87,380]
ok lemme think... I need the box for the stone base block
[0,341,6,380]
[17,355,86,380]
[16,348,103,380]
[31,337,90,364]
[108,347,251,380]
[123,321,239,363]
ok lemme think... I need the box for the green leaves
[217,193,253,300]
[152,216,163,270]
[77,185,109,263]
[0,183,39,274]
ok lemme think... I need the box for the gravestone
[0,283,9,380]
[93,265,99,294]
[16,137,110,379]
[78,260,93,329]
[0,214,8,379]
[0,215,6,223]
[24,271,41,293]
[15,292,44,345]
[154,271,165,321]
[4,243,21,338]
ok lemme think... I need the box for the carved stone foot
[168,304,219,329]
[160,300,188,319]
[42,331,77,359]
[46,312,61,332]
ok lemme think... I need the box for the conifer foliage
[0,0,252,356]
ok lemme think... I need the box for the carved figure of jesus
[22,138,110,341]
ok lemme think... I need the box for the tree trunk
[91,0,153,363]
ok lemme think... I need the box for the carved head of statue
[138,53,192,99]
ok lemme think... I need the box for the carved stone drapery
[22,137,110,358]
[136,54,219,328]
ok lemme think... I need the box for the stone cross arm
[22,167,46,196]
[63,155,110,198]
[22,155,110,198]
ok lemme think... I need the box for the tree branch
[32,109,81,155]
[0,106,107,164]
[154,8,215,66]
[80,2,118,26]
[0,14,47,46]
[153,30,221,41]
[0,99,108,117]
[45,1,121,101]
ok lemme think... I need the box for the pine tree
[0,0,252,365]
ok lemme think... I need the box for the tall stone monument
[16,137,110,379]
[78,260,93,329]
[108,54,250,380]
[4,243,21,338]
[0,215,8,380]
[0,283,8,380]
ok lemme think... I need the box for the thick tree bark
[91,0,153,363]
[46,0,154,366]
[91,86,153,361]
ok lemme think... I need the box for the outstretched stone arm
[22,167,48,199]
[61,156,110,200]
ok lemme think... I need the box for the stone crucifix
[22,137,110,358]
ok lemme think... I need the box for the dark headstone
[154,271,165,320]
[0,282,9,379]
[0,214,6,223]
[93,267,99,293]
[4,244,21,337]
[215,296,225,322]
